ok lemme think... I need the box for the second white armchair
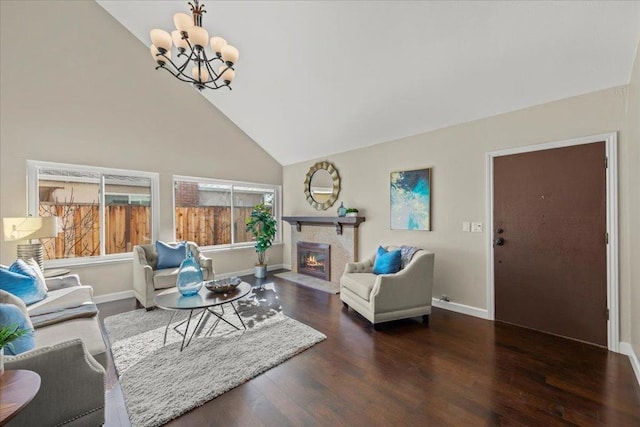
[340,245,434,329]
[132,242,214,309]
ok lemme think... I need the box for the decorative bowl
[205,277,241,293]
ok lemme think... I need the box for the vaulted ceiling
[98,1,640,166]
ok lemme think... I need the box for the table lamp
[2,216,59,271]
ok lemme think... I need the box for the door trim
[485,132,619,352]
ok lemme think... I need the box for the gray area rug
[104,284,326,427]
[274,271,341,294]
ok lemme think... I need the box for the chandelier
[149,0,238,91]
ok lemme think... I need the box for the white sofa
[133,242,214,309]
[4,274,106,426]
[340,246,435,329]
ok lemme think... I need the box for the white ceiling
[98,1,640,166]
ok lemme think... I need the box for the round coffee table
[154,282,251,351]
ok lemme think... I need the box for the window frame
[172,175,281,250]
[27,160,160,267]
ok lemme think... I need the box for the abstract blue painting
[390,168,431,231]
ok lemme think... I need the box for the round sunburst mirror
[304,161,340,210]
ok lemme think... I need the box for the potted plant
[246,203,277,278]
[345,208,359,217]
[0,324,31,376]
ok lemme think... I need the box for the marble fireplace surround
[283,216,366,283]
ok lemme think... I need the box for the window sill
[198,242,284,253]
[44,254,133,269]
[43,243,284,268]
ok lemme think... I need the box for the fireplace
[297,242,331,281]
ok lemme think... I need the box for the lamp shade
[187,26,209,49]
[172,30,189,50]
[210,36,227,54]
[3,217,59,242]
[150,45,171,64]
[150,29,172,52]
[173,12,193,32]
[192,66,209,82]
[218,65,235,83]
[221,45,239,64]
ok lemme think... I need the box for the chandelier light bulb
[150,45,170,65]
[173,12,193,32]
[150,29,172,53]
[171,30,189,51]
[221,45,239,65]
[210,36,228,54]
[187,26,209,49]
[192,66,209,83]
[218,65,235,84]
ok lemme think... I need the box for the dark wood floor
[98,271,640,426]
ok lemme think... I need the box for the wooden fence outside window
[40,204,255,260]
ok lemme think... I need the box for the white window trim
[27,160,160,267]
[173,175,282,250]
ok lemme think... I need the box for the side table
[0,370,41,425]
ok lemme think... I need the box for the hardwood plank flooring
[98,271,640,426]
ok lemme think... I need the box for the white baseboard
[619,342,640,386]
[93,265,288,304]
[431,298,490,320]
[282,264,292,270]
[215,264,286,280]
[94,290,134,304]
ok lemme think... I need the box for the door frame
[485,132,619,352]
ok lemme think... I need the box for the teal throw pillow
[10,259,47,292]
[1,263,47,305]
[0,303,35,355]
[372,246,402,275]
[156,241,187,269]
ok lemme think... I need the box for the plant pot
[346,212,358,217]
[254,264,267,279]
[0,347,4,377]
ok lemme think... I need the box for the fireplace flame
[306,254,324,268]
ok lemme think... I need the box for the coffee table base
[163,302,247,351]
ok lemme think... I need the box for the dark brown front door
[493,142,607,347]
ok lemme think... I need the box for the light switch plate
[471,222,483,233]
[462,222,470,232]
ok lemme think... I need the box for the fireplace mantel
[282,216,366,235]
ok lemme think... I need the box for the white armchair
[132,241,214,309]
[340,246,434,329]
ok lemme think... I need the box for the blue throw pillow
[0,303,35,355]
[10,259,47,292]
[0,266,47,306]
[156,241,187,269]
[9,259,36,277]
[372,246,402,275]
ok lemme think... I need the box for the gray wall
[284,83,636,343]
[0,1,283,296]
[1,0,637,358]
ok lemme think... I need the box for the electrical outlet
[462,221,470,232]
[471,222,483,233]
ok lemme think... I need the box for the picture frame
[390,168,431,231]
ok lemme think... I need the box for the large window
[28,161,159,264]
[174,176,280,248]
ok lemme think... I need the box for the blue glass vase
[176,250,203,296]
[337,202,347,217]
